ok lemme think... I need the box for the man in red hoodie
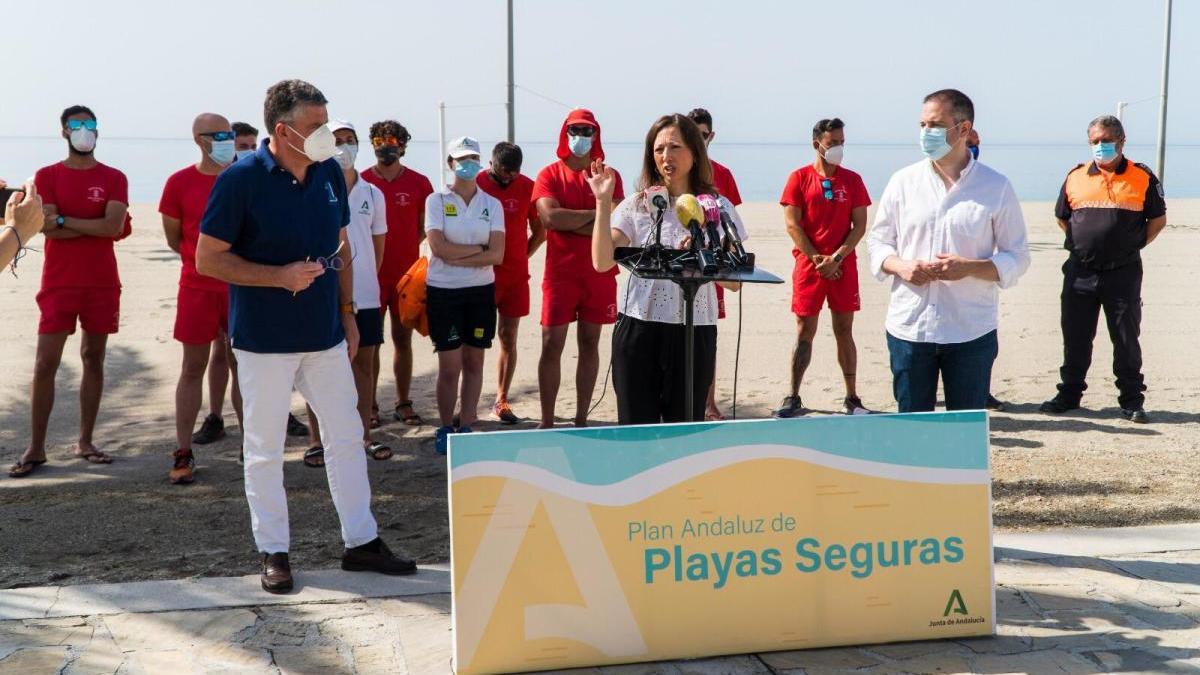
[532,110,623,428]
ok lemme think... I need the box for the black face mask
[375,147,402,165]
[489,171,513,187]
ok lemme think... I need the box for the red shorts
[541,272,617,327]
[380,276,401,316]
[174,286,229,344]
[792,254,861,317]
[495,274,531,319]
[36,287,121,335]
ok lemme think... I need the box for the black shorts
[426,284,497,352]
[355,307,384,348]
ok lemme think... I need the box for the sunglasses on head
[566,125,595,137]
[371,136,408,149]
[821,178,834,201]
[199,131,236,142]
[66,119,98,131]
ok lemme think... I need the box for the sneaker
[191,413,225,445]
[169,448,195,485]
[435,425,454,455]
[985,394,1005,412]
[1039,396,1080,414]
[843,396,871,415]
[286,413,309,437]
[493,401,520,425]
[774,395,805,418]
[1122,408,1150,424]
[342,537,417,576]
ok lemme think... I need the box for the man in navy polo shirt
[196,79,415,593]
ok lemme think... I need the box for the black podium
[615,247,784,422]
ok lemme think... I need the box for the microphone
[646,186,669,249]
[695,194,725,251]
[675,194,717,275]
[718,209,752,269]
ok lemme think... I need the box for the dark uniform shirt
[1055,157,1166,270]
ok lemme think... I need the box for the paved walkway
[5,525,1200,674]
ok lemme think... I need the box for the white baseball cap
[447,136,481,159]
[328,119,355,135]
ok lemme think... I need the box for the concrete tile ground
[6,528,1200,673]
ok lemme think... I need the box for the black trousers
[1057,258,1146,409]
[612,315,716,425]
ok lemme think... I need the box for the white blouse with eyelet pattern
[611,191,748,326]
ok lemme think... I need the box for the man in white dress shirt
[867,89,1030,412]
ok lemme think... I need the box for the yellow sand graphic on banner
[451,457,992,674]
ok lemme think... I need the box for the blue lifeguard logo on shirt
[325,182,338,203]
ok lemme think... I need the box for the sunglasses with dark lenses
[66,119,98,131]
[821,179,834,201]
[566,125,595,137]
[200,131,236,142]
[371,135,408,149]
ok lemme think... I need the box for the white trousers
[234,341,378,553]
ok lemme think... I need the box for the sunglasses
[821,179,834,201]
[199,131,236,142]
[66,119,98,131]
[371,136,408,149]
[566,125,595,137]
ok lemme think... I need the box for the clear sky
[6,0,1195,146]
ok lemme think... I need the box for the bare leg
[23,332,70,464]
[76,331,109,456]
[207,336,230,416]
[459,346,486,427]
[831,311,858,398]
[175,342,211,450]
[436,348,464,427]
[352,345,377,443]
[789,315,820,398]
[574,321,602,427]
[393,321,414,407]
[495,315,520,404]
[537,324,569,428]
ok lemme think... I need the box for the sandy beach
[2,198,1198,589]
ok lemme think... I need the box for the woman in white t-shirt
[424,136,505,454]
[587,114,747,424]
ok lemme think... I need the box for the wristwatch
[832,252,844,263]
[55,215,65,229]
[341,302,357,315]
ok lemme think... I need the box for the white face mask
[286,123,338,162]
[70,128,97,154]
[820,143,844,166]
[335,143,358,170]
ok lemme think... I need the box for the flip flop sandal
[365,442,393,461]
[393,401,423,426]
[76,449,113,464]
[8,459,46,478]
[303,446,325,468]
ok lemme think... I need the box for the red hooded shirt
[532,109,624,282]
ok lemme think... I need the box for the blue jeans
[886,330,998,413]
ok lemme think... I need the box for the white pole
[1155,0,1172,182]
[1116,101,1126,122]
[506,0,515,143]
[438,100,447,187]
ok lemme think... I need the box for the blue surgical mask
[454,159,482,181]
[1092,141,1119,165]
[920,126,953,161]
[567,134,593,158]
[209,139,235,166]
[235,149,255,161]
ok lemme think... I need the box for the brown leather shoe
[342,538,417,576]
[261,553,294,594]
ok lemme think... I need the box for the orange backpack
[395,256,429,336]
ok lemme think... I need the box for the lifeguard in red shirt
[10,105,132,478]
[532,109,623,428]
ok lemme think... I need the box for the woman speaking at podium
[586,114,747,425]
